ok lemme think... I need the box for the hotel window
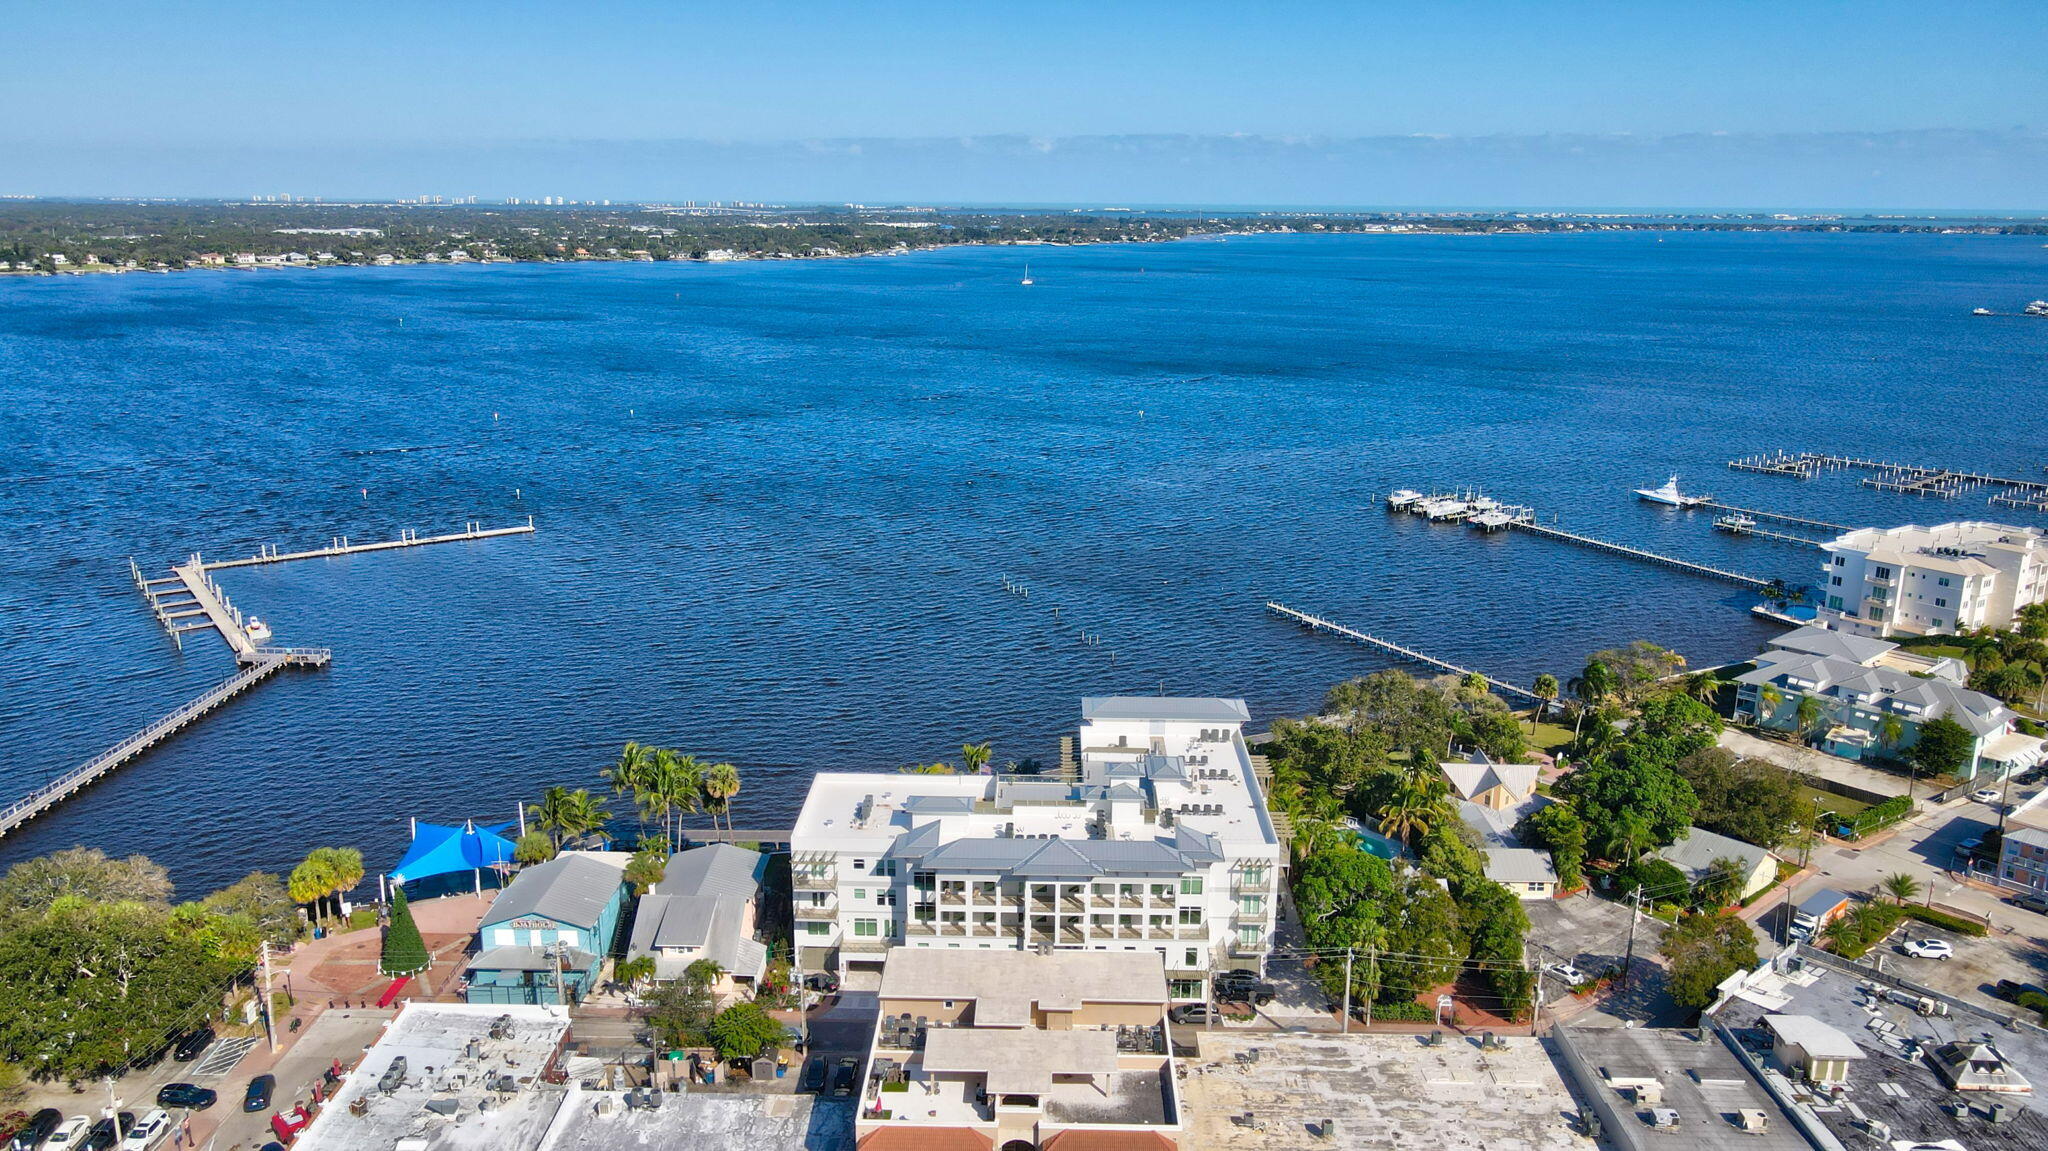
[1184,948,1200,967]
[1243,865,1268,886]
[1238,895,1265,916]
[806,892,828,908]
[1828,595,1843,610]
[1171,979,1203,999]
[877,889,897,907]
[1235,925,1261,946]
[1938,577,1951,587]
[852,858,867,872]
[1875,566,1892,580]
[877,860,897,877]
[1830,576,1842,586]
[1179,877,1203,895]
[805,922,830,936]
[1932,619,1945,629]
[1179,908,1203,926]
[853,889,866,902]
[853,919,879,937]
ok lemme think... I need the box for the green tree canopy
[1515,804,1587,890]
[706,1001,783,1062]
[1558,755,1698,856]
[199,872,302,948]
[640,977,715,1050]
[0,847,171,930]
[1660,911,1759,1009]
[1907,716,1975,779]
[0,900,246,1080]
[1675,748,1801,850]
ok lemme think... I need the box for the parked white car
[44,1116,92,1150]
[1546,961,1586,985]
[1972,788,2003,805]
[1902,938,1954,960]
[121,1108,171,1150]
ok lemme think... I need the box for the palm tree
[1565,660,1614,743]
[703,761,742,836]
[1375,780,1437,845]
[324,847,364,917]
[961,742,993,775]
[1877,714,1905,753]
[1795,696,1828,745]
[1604,811,1653,863]
[288,851,335,924]
[1757,683,1784,723]
[654,751,705,852]
[1532,674,1560,721]
[560,788,614,848]
[528,786,579,849]
[898,762,957,775]
[1685,670,1726,705]
[603,742,655,836]
[614,955,657,992]
[1882,872,1922,905]
[1693,857,1747,909]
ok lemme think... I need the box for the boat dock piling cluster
[1728,451,2048,505]
[1384,489,1774,587]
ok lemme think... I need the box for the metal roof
[480,853,626,931]
[657,843,766,900]
[1079,696,1250,724]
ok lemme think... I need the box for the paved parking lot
[1870,912,2048,1015]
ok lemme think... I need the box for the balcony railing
[794,901,837,920]
[793,872,837,891]
[841,936,891,954]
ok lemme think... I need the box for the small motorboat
[246,618,273,642]
[1634,476,1711,507]
[2027,300,2048,317]
[1972,307,1994,316]
[1713,513,1757,533]
[1385,489,1424,511]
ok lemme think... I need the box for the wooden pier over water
[1696,501,1850,535]
[1503,517,1774,589]
[6,518,540,842]
[0,648,329,842]
[1728,451,2048,506]
[1265,602,1540,701]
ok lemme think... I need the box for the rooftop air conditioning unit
[1648,1108,1680,1129]
[1734,1109,1768,1133]
[1634,1083,1663,1106]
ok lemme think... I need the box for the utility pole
[1620,885,1644,985]
[1363,945,1375,1027]
[1341,949,1353,1034]
[260,940,279,1053]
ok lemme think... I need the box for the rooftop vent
[1647,1108,1681,1129]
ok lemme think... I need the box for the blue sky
[5,1,2045,205]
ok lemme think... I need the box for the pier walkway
[1712,518,1827,548]
[1697,501,1849,535]
[1730,451,2048,502]
[202,518,535,571]
[0,647,329,842]
[1265,602,1540,701]
[1503,517,1773,589]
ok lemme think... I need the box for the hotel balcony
[794,900,838,920]
[1229,935,1273,957]
[938,891,968,905]
[842,936,891,954]
[793,871,838,892]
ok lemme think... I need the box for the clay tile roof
[1040,1132,1179,1151]
[857,1128,995,1151]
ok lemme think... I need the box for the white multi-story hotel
[1816,521,2048,638]
[791,697,1284,1002]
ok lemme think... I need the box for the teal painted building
[465,853,629,1005]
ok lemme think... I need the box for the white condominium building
[1816,521,2048,638]
[790,697,1284,1002]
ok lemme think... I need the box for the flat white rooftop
[296,1002,571,1151]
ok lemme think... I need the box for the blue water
[3,231,2045,897]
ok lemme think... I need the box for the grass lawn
[1791,783,1873,823]
[1524,720,1574,753]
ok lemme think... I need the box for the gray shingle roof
[1485,848,1558,886]
[1657,827,1773,880]
[482,853,626,931]
[1768,625,1896,665]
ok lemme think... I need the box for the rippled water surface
[2,231,2044,895]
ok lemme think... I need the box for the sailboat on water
[1020,263,1033,286]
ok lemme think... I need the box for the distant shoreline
[4,207,2044,281]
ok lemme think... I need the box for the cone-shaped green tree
[381,887,431,976]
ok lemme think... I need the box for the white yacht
[1020,263,1033,286]
[1634,475,1710,507]
[2026,299,2048,317]
[1972,307,1994,316]
[1385,489,1424,511]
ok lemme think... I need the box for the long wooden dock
[0,648,327,842]
[1265,602,1541,701]
[201,518,535,571]
[1503,517,1773,589]
[1697,501,1849,535]
[1730,451,2048,504]
[1712,517,1826,548]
